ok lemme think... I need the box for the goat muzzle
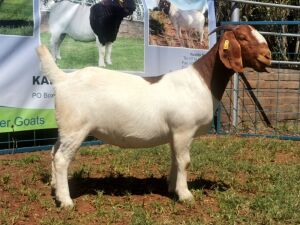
[257,54,272,66]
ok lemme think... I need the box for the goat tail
[36,45,65,84]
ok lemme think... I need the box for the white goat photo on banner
[147,0,209,49]
[40,0,145,71]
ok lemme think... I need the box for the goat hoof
[55,196,74,208]
[178,190,194,202]
[58,200,74,209]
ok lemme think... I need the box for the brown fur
[193,25,271,101]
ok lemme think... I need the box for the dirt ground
[0,145,217,225]
[1,136,300,224]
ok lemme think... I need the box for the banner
[0,0,216,133]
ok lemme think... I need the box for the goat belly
[90,119,171,148]
[90,4,125,45]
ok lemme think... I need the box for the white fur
[168,4,205,43]
[251,29,267,44]
[48,1,111,67]
[37,44,215,207]
[52,66,214,206]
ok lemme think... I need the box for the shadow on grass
[66,175,230,199]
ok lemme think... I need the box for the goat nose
[265,51,272,60]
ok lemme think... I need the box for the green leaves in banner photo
[0,107,56,133]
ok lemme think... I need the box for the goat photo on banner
[148,0,209,49]
[40,0,145,71]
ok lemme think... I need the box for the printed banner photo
[0,0,216,133]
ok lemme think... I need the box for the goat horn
[209,25,237,36]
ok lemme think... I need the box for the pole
[231,2,240,129]
[230,0,300,9]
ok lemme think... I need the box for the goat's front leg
[105,42,113,65]
[96,38,106,67]
[50,33,63,61]
[168,131,194,202]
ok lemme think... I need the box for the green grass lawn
[0,0,33,20]
[41,32,145,71]
[0,136,299,224]
[0,0,33,36]
[0,26,33,36]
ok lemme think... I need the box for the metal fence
[216,0,300,140]
[0,0,299,154]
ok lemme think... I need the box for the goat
[48,0,135,67]
[158,0,205,43]
[90,0,136,65]
[36,25,271,208]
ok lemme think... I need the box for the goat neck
[193,43,234,102]
[168,2,178,16]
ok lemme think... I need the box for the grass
[0,136,299,224]
[0,0,33,36]
[0,0,33,20]
[41,32,145,71]
[0,26,33,36]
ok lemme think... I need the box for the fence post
[231,2,240,130]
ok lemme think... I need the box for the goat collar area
[193,43,234,102]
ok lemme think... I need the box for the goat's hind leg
[52,131,87,208]
[56,33,66,60]
[199,30,204,44]
[96,38,106,67]
[168,131,194,202]
[50,32,64,61]
[51,140,61,194]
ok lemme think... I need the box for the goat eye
[238,35,246,40]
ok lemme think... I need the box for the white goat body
[58,67,213,148]
[37,45,214,207]
[49,1,94,42]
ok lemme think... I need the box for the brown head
[214,25,272,73]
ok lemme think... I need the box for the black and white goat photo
[40,0,144,70]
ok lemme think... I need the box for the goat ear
[219,31,244,73]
